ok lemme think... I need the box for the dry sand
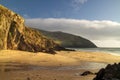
[0,50,120,80]
[0,50,78,66]
[0,50,120,65]
[57,51,120,64]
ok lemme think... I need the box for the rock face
[81,71,94,76]
[94,63,120,80]
[0,5,65,53]
[38,29,97,48]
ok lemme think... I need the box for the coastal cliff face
[0,5,64,53]
[38,30,97,48]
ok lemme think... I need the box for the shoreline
[71,47,120,56]
[57,51,120,64]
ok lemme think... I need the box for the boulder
[81,71,94,76]
[94,63,120,80]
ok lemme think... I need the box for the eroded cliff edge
[0,5,65,54]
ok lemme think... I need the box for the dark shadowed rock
[0,5,65,54]
[94,63,120,80]
[27,77,30,80]
[81,71,94,76]
[93,68,105,80]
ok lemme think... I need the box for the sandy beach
[0,50,120,80]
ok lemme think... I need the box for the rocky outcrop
[37,29,97,48]
[0,5,65,54]
[94,63,120,80]
[81,71,94,76]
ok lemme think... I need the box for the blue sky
[0,0,120,21]
[1,0,120,47]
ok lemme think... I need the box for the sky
[0,0,120,47]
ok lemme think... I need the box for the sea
[68,48,120,56]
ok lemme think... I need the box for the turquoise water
[69,48,120,56]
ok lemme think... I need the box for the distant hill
[0,5,65,54]
[38,29,97,48]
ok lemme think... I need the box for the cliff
[0,5,65,54]
[38,29,97,48]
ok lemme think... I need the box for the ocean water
[69,48,120,56]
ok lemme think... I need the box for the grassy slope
[37,29,97,48]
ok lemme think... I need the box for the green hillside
[37,29,97,48]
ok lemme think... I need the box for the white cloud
[23,14,30,19]
[93,40,120,47]
[71,0,88,10]
[25,18,120,47]
[73,0,88,4]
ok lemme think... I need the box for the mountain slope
[0,5,65,54]
[38,29,97,48]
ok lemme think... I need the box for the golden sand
[0,50,120,80]
[0,50,120,66]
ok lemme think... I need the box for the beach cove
[0,50,120,80]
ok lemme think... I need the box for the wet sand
[0,50,120,80]
[0,62,106,80]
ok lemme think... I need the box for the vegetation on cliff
[38,29,97,48]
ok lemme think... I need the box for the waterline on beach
[68,48,120,56]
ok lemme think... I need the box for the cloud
[93,40,120,48]
[23,14,30,19]
[73,0,88,4]
[25,18,120,47]
[71,0,88,10]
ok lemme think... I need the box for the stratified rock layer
[0,5,64,53]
